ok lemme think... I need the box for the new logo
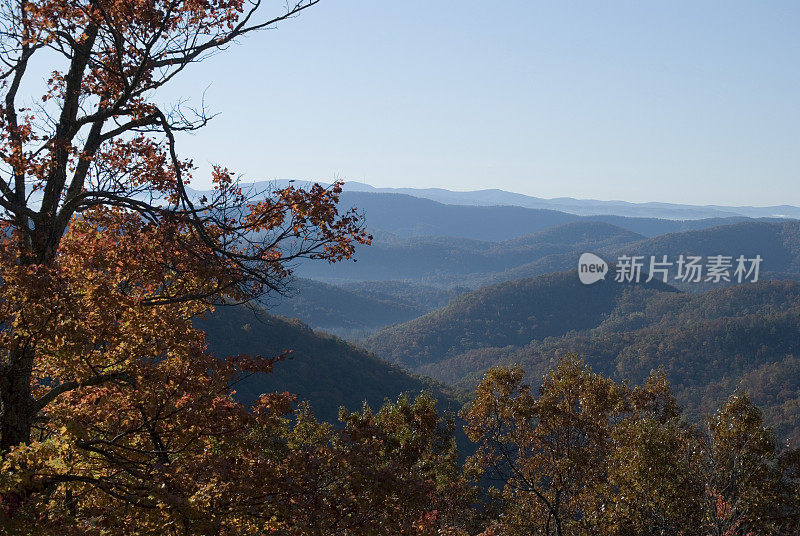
[578,253,608,285]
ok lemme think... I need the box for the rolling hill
[617,220,800,281]
[296,220,646,286]
[203,184,772,240]
[196,305,464,424]
[279,219,800,343]
[362,271,677,368]
[298,220,800,291]
[297,219,800,291]
[336,191,765,240]
[241,181,800,220]
[340,182,800,220]
[362,274,800,442]
[264,278,460,339]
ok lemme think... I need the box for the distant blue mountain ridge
[185,181,794,243]
[223,180,800,220]
[338,181,800,220]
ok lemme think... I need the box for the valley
[206,189,800,445]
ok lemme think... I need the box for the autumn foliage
[461,358,800,536]
[0,206,477,534]
[0,0,798,534]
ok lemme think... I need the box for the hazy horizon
[230,178,800,210]
[157,1,798,206]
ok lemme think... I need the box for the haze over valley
[212,183,800,447]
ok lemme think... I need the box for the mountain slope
[196,306,463,423]
[363,276,800,443]
[488,309,800,443]
[340,191,577,241]
[362,271,676,368]
[297,220,645,286]
[218,180,800,220]
[265,278,457,339]
[340,182,800,220]
[298,219,800,290]
[618,220,800,278]
[339,280,464,311]
[337,191,769,240]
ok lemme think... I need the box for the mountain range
[296,218,800,289]
[188,182,790,239]
[291,180,800,220]
[186,185,800,445]
[362,273,800,443]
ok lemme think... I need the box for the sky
[155,0,799,206]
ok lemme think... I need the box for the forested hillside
[364,276,800,442]
[296,220,645,286]
[196,306,464,423]
[445,312,800,443]
[362,272,676,367]
[616,220,800,286]
[340,280,465,310]
[296,219,800,290]
[264,279,448,338]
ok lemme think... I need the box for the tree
[461,357,626,536]
[0,0,387,531]
[300,393,474,536]
[0,206,477,534]
[607,372,704,536]
[0,0,370,452]
[0,206,355,533]
[462,358,800,536]
[700,393,799,536]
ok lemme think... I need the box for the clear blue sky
[159,0,799,206]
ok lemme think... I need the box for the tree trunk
[0,345,34,452]
[1,230,49,453]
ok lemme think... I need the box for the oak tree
[462,358,800,536]
[0,0,395,532]
[462,358,626,536]
[0,0,372,451]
